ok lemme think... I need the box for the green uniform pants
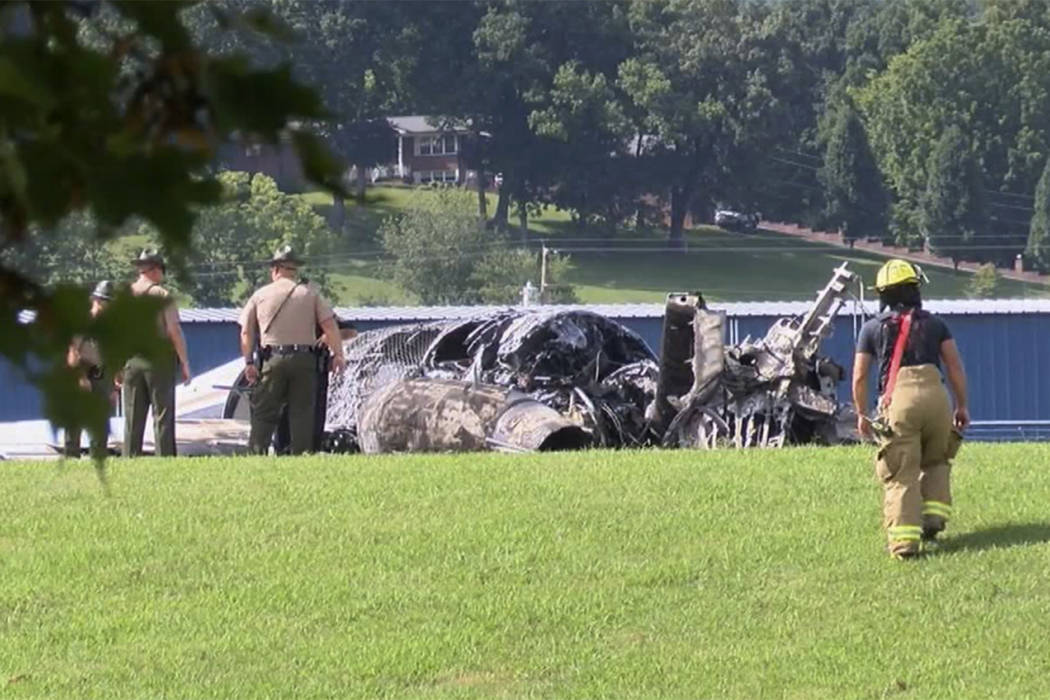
[64,371,112,459]
[123,356,176,457]
[875,364,961,556]
[249,352,318,455]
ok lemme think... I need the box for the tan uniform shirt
[239,278,335,347]
[130,277,179,339]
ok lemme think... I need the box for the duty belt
[263,344,315,356]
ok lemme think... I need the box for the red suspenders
[880,310,914,409]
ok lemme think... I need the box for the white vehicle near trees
[715,208,760,232]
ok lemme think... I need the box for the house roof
[387,115,469,135]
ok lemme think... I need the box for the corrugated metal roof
[175,298,1050,324]
[18,298,1050,327]
[178,308,238,323]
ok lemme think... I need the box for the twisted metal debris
[662,263,858,449]
[324,264,860,453]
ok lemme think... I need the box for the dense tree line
[196,0,1050,269]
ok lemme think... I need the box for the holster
[315,346,331,373]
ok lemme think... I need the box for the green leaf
[86,148,222,246]
[16,140,78,227]
[113,0,194,50]
[241,7,297,42]
[0,55,56,107]
[204,58,329,135]
[37,284,93,343]
[290,131,348,197]
[92,290,173,371]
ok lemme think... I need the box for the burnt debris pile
[324,264,861,454]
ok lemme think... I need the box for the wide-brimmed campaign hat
[132,248,166,270]
[90,280,115,300]
[270,245,304,267]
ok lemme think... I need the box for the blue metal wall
[725,313,1050,422]
[3,311,1049,428]
[0,323,241,422]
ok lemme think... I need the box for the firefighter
[852,259,969,559]
[123,249,192,457]
[64,280,116,458]
[238,245,346,455]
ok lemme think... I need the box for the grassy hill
[4,445,1050,698]
[306,186,1049,306]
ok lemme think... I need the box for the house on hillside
[386,115,474,185]
[215,116,484,191]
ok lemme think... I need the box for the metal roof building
[3,299,1049,439]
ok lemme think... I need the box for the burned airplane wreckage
[320,264,861,454]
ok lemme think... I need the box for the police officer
[123,249,192,457]
[238,245,346,455]
[852,259,969,559]
[65,280,116,458]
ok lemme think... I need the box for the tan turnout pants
[876,365,961,556]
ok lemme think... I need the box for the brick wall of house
[217,142,305,191]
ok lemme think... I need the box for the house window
[419,170,458,184]
[416,134,458,156]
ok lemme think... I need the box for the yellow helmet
[874,259,927,291]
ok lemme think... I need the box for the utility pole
[539,242,550,304]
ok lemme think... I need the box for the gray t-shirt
[857,309,952,393]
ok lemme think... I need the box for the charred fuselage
[316,264,861,454]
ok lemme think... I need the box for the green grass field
[561,227,1044,303]
[4,445,1050,698]
[310,186,1049,305]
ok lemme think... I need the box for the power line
[774,147,822,163]
[769,155,820,172]
[986,200,1033,213]
[985,189,1034,201]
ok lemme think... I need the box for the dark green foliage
[617,0,796,246]
[0,212,129,287]
[856,7,1050,256]
[378,190,486,305]
[1026,158,1050,272]
[379,189,576,305]
[137,172,338,307]
[819,104,890,245]
[968,262,1000,298]
[920,127,986,265]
